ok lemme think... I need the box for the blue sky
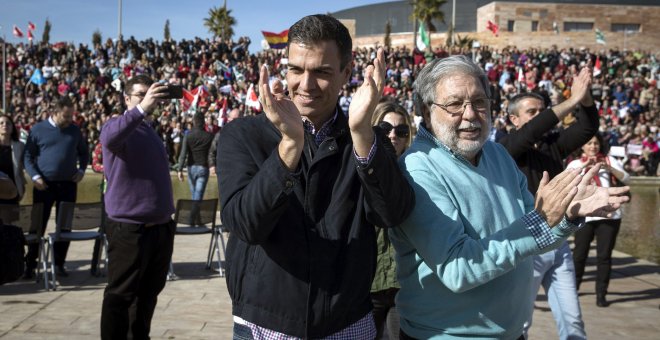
[0,0,387,51]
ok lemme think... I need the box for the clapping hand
[567,164,630,219]
[259,65,304,144]
[349,48,385,157]
[535,169,582,227]
[259,64,304,170]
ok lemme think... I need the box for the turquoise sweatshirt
[390,125,576,340]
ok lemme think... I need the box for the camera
[164,85,183,99]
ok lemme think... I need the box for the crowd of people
[0,14,652,340]
[1,34,659,175]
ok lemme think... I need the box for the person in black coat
[217,14,414,339]
[498,68,598,339]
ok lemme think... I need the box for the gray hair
[413,55,491,117]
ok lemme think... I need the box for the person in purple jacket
[99,75,176,340]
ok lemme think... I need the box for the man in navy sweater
[100,75,175,340]
[23,96,88,279]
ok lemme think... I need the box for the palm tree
[164,19,171,42]
[454,34,475,49]
[204,4,236,41]
[92,29,102,47]
[410,0,447,32]
[42,19,52,44]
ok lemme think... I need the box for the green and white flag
[416,20,430,50]
[596,28,606,45]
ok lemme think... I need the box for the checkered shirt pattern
[302,112,337,147]
[302,110,376,165]
[240,312,376,340]
[522,210,583,250]
[523,210,567,249]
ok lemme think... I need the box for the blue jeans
[187,165,209,201]
[524,241,586,340]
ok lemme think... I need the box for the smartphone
[165,85,183,99]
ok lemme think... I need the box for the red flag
[593,56,602,77]
[245,83,261,112]
[12,25,24,38]
[487,20,499,37]
[28,22,36,31]
[181,88,196,111]
[52,42,67,51]
[27,30,33,41]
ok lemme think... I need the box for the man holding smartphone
[100,75,175,339]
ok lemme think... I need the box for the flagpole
[451,0,456,46]
[2,32,6,114]
[118,0,122,40]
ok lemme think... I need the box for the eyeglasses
[432,97,490,115]
[378,121,410,138]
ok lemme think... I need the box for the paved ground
[1,230,658,339]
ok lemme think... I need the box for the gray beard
[432,119,491,161]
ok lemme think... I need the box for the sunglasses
[378,121,410,138]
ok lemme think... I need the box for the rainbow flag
[262,30,288,49]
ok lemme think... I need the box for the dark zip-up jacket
[217,111,414,338]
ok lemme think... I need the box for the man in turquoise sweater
[390,56,630,340]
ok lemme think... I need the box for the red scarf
[580,153,607,187]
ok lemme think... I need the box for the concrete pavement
[1,232,658,339]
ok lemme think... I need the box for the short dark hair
[0,114,19,142]
[56,96,73,109]
[288,14,352,70]
[192,112,205,127]
[124,75,154,95]
[508,92,545,116]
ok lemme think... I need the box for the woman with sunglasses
[370,101,413,339]
[566,132,629,307]
[0,114,26,205]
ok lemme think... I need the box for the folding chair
[168,198,226,279]
[0,203,49,290]
[46,202,108,290]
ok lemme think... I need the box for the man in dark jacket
[217,15,414,339]
[498,67,598,340]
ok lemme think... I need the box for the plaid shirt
[234,312,376,340]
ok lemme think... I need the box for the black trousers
[572,219,621,296]
[26,181,77,270]
[371,288,400,340]
[101,218,175,340]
